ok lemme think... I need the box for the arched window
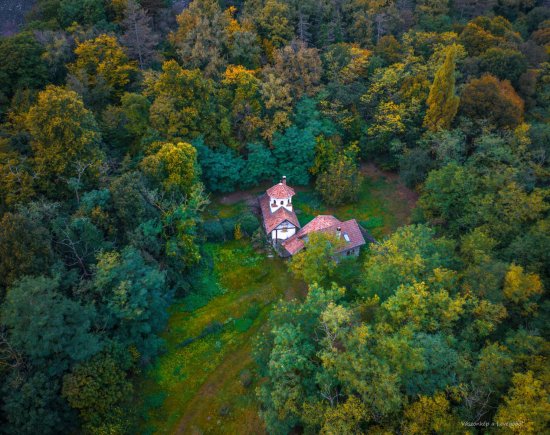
[280,200,284,205]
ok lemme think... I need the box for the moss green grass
[136,241,303,434]
[294,173,415,239]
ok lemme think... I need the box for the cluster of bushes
[202,212,260,242]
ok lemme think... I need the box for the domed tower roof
[266,176,295,198]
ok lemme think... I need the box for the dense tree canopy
[0,0,548,433]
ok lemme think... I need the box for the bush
[238,212,260,236]
[176,336,197,348]
[202,219,225,242]
[203,214,260,241]
[219,404,231,416]
[243,304,260,321]
[239,369,253,388]
[143,392,167,410]
[202,321,223,336]
[221,217,238,238]
[234,317,254,332]
[360,217,384,230]
[234,303,260,333]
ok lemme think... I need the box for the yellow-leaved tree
[495,371,550,434]
[503,264,543,315]
[140,141,198,197]
[26,85,103,196]
[68,34,137,109]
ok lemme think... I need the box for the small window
[280,200,284,205]
[346,250,351,256]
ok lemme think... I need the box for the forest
[0,0,548,433]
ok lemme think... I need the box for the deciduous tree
[141,141,199,197]
[289,232,344,284]
[62,351,133,433]
[170,0,230,77]
[269,40,323,99]
[0,33,47,109]
[315,142,362,206]
[147,60,216,141]
[0,212,52,296]
[68,35,138,110]
[25,86,103,195]
[495,371,550,434]
[91,247,168,361]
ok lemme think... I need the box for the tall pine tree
[423,45,460,132]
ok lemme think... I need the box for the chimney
[282,176,286,185]
[336,226,341,239]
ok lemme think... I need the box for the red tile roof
[259,194,300,233]
[331,219,367,251]
[296,215,341,237]
[281,216,366,256]
[266,182,295,198]
[281,235,304,255]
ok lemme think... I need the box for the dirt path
[217,164,418,208]
[174,324,265,435]
[216,183,270,206]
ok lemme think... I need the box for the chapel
[259,177,369,257]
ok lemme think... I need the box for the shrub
[202,321,224,336]
[221,217,238,238]
[239,369,253,388]
[176,337,197,348]
[243,304,260,321]
[361,217,384,230]
[234,223,243,240]
[238,212,260,236]
[182,271,225,311]
[143,392,167,411]
[234,317,254,333]
[219,404,231,416]
[202,219,225,242]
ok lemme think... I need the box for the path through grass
[137,241,304,434]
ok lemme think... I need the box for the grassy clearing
[294,166,417,239]
[135,168,416,434]
[137,241,304,434]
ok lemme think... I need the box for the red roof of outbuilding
[259,194,300,233]
[281,235,304,255]
[296,215,341,237]
[281,216,366,256]
[266,182,295,198]
[331,219,367,251]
